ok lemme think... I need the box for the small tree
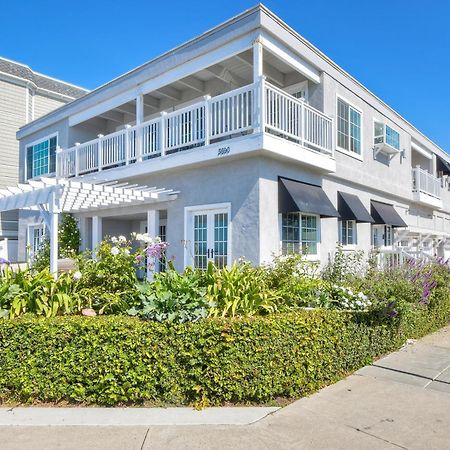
[59,213,81,258]
[31,213,81,271]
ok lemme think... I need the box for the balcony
[412,166,443,209]
[57,79,334,179]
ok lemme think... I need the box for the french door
[187,205,230,269]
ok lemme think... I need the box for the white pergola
[0,177,178,275]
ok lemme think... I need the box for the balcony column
[253,37,263,81]
[146,209,160,281]
[253,37,265,133]
[136,93,144,162]
[431,153,437,177]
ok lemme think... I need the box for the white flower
[111,246,120,256]
[118,235,127,243]
[73,271,82,280]
[111,236,118,243]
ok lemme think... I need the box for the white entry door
[186,205,230,269]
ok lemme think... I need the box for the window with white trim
[26,135,57,179]
[281,213,319,256]
[337,98,361,155]
[27,224,46,259]
[339,220,356,246]
[374,122,400,151]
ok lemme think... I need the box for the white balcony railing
[57,79,334,178]
[412,166,441,199]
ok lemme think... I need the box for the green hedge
[0,295,449,406]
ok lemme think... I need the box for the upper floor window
[374,122,400,151]
[337,98,361,155]
[26,135,57,180]
[281,212,319,256]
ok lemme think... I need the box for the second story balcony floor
[56,78,334,181]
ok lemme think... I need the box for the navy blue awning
[279,177,340,218]
[338,192,374,223]
[371,200,407,227]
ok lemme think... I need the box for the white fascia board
[260,32,320,84]
[411,141,433,160]
[69,32,256,127]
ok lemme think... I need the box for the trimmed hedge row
[0,295,449,406]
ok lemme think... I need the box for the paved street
[1,326,450,450]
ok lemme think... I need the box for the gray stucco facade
[10,5,450,268]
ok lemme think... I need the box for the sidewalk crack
[349,425,410,449]
[140,428,150,450]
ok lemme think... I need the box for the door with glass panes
[188,207,230,269]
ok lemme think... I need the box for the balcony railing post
[97,134,104,171]
[160,112,167,156]
[300,102,305,147]
[124,125,131,165]
[74,142,80,177]
[203,95,211,146]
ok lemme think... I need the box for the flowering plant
[313,283,371,311]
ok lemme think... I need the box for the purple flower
[0,257,10,265]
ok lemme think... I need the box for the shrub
[262,254,322,307]
[0,291,448,406]
[76,238,138,313]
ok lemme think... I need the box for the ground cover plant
[0,236,449,406]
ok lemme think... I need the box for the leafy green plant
[0,266,81,318]
[204,261,278,317]
[128,264,210,323]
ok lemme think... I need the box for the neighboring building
[0,57,88,260]
[2,4,450,272]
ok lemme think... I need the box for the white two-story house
[2,4,449,274]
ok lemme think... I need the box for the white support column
[136,94,144,162]
[253,37,265,134]
[124,124,131,165]
[146,209,160,281]
[48,192,60,277]
[92,215,102,258]
[253,37,264,82]
[431,153,437,177]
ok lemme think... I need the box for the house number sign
[217,146,230,156]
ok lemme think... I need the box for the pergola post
[92,215,102,258]
[49,191,60,277]
[146,209,160,281]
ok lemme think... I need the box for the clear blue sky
[2,0,449,151]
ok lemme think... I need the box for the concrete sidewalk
[1,325,450,450]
